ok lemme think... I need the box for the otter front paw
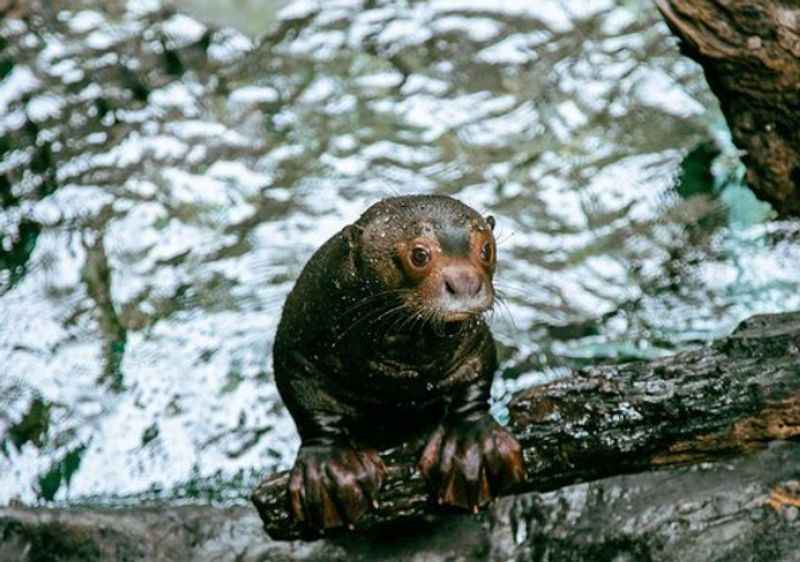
[418,417,525,512]
[288,445,385,530]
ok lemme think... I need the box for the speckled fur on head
[349,195,496,324]
[354,194,489,236]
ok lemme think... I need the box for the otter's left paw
[417,416,525,512]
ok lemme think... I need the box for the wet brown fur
[273,195,525,532]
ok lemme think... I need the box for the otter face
[395,217,496,323]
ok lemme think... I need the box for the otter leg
[417,380,525,512]
[287,413,385,531]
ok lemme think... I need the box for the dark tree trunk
[253,311,800,540]
[655,0,800,217]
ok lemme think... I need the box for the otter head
[353,195,496,324]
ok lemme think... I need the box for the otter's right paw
[288,445,385,530]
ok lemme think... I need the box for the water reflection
[0,0,798,505]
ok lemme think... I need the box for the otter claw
[288,445,385,531]
[418,416,525,511]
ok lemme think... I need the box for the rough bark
[2,435,799,562]
[655,0,800,217]
[253,311,800,540]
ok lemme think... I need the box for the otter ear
[341,225,359,256]
[340,225,361,281]
[341,225,355,250]
[485,215,496,231]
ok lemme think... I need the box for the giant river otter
[274,195,525,530]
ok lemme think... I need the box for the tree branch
[252,311,800,540]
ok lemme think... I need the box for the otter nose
[443,268,483,298]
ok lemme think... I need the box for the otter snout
[438,263,493,319]
[443,266,483,298]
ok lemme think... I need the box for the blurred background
[1,0,798,507]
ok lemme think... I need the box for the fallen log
[654,0,800,217]
[252,311,800,540]
[4,442,800,562]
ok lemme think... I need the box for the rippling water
[1,0,798,505]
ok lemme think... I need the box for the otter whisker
[384,306,416,337]
[336,298,409,342]
[409,311,427,334]
[339,288,410,320]
[493,292,519,332]
[371,302,411,329]
[493,282,532,299]
[337,288,411,328]
[493,227,516,246]
[362,298,419,343]
[407,307,431,334]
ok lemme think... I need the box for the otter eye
[410,246,431,268]
[480,241,493,264]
